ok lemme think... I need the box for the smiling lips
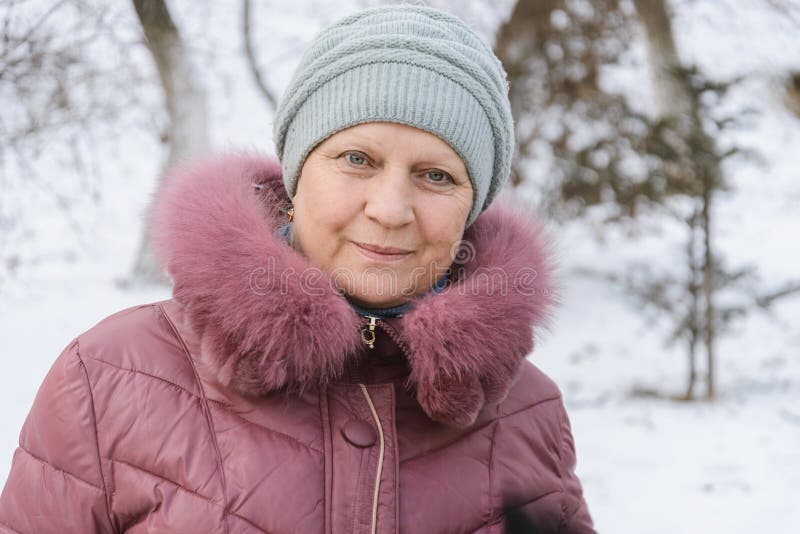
[352,241,413,262]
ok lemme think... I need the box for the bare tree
[1,0,143,284]
[127,0,209,285]
[632,0,721,399]
[627,0,799,399]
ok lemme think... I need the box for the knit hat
[272,5,515,228]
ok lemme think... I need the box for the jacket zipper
[361,315,378,349]
[359,384,385,534]
[358,314,404,533]
[359,314,412,360]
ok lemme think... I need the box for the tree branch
[755,281,800,309]
[242,0,278,111]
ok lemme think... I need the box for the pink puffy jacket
[0,154,594,533]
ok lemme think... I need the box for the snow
[2,0,799,532]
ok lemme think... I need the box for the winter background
[1,0,799,532]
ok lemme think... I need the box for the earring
[287,207,294,222]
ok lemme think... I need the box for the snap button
[341,419,377,448]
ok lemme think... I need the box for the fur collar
[149,153,558,427]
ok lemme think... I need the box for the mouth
[351,241,414,262]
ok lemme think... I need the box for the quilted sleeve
[556,399,595,533]
[0,339,114,533]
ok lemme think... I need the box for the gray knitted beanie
[272,5,515,228]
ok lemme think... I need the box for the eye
[425,170,454,185]
[345,151,368,166]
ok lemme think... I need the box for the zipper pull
[361,315,378,349]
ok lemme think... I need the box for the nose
[363,167,415,228]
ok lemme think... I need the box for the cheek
[297,195,351,233]
[430,226,465,264]
[293,171,361,258]
[418,200,470,263]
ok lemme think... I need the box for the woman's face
[291,122,473,309]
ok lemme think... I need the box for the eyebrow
[328,134,467,174]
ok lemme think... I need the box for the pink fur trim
[149,153,362,395]
[401,202,558,424]
[148,152,558,426]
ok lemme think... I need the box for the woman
[0,5,594,533]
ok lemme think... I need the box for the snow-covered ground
[1,1,799,532]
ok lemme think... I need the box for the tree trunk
[702,179,716,399]
[126,0,209,285]
[494,0,558,187]
[683,202,702,401]
[631,0,691,118]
